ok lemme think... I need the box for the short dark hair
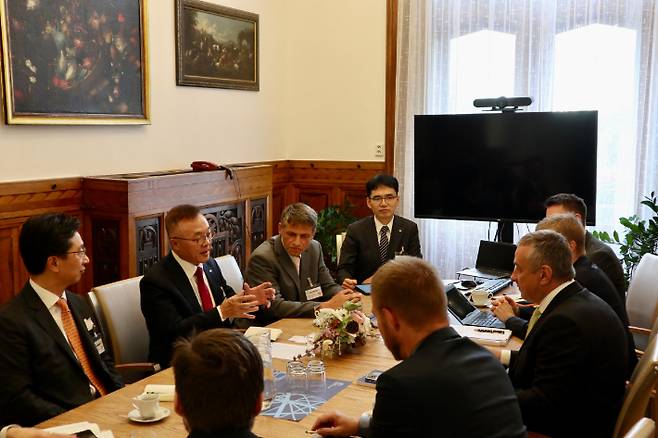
[536,213,585,253]
[280,203,317,230]
[544,193,587,225]
[19,213,80,275]
[366,174,399,197]
[165,204,201,236]
[518,230,575,281]
[371,256,447,328]
[172,329,263,432]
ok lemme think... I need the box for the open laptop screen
[476,240,517,272]
[445,284,476,319]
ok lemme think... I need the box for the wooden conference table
[40,297,521,437]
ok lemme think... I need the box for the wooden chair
[627,253,658,352]
[613,322,658,437]
[88,277,160,383]
[623,418,655,438]
[215,255,244,292]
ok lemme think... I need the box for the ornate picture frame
[175,0,259,91]
[0,0,150,125]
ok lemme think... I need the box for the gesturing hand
[219,294,260,319]
[312,411,359,437]
[243,282,275,308]
[318,289,362,310]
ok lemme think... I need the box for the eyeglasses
[66,246,87,258]
[369,195,398,204]
[171,230,215,245]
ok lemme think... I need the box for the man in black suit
[544,193,626,297]
[0,213,123,427]
[338,175,421,287]
[312,257,526,438]
[491,230,628,437]
[493,213,637,376]
[140,205,275,367]
[173,329,262,438]
[245,203,361,324]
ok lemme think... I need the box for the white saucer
[128,407,170,423]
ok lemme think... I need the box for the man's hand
[318,290,362,310]
[7,427,74,438]
[219,294,260,319]
[341,278,357,290]
[242,282,275,308]
[491,295,518,322]
[312,411,360,437]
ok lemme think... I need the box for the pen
[307,277,314,287]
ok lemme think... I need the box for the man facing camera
[0,214,123,427]
[491,230,628,437]
[140,204,275,368]
[313,257,526,438]
[173,329,262,438]
[338,174,421,288]
[544,193,626,297]
[245,203,361,325]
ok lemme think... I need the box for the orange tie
[56,298,107,396]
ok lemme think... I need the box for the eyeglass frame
[170,230,215,245]
[368,194,399,204]
[65,246,87,258]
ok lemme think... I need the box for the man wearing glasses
[338,174,422,287]
[0,213,123,427]
[140,204,275,368]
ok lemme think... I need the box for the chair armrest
[629,326,653,337]
[116,362,161,384]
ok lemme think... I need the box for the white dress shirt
[171,251,226,321]
[374,216,394,245]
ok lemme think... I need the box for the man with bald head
[491,230,628,437]
[312,257,526,438]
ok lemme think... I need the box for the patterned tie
[194,266,214,311]
[526,307,542,336]
[379,225,390,262]
[56,298,107,395]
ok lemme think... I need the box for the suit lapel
[366,217,380,260]
[204,259,228,303]
[274,236,302,298]
[163,254,203,313]
[521,282,582,344]
[388,216,404,257]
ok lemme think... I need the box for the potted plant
[593,191,658,285]
[315,202,357,275]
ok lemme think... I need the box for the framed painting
[0,0,150,125]
[176,0,258,91]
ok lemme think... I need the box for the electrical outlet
[375,144,384,158]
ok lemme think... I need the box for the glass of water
[306,359,326,395]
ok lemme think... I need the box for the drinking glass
[286,360,307,394]
[247,331,275,405]
[306,359,326,395]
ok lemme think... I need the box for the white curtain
[394,0,658,279]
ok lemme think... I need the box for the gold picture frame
[0,0,150,125]
[176,0,259,91]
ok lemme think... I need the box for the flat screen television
[414,111,598,225]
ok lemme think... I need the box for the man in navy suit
[0,213,123,427]
[491,230,628,437]
[337,174,421,287]
[313,257,526,438]
[140,204,275,367]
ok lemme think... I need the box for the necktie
[526,307,542,336]
[194,266,214,311]
[56,298,106,396]
[292,256,301,274]
[379,225,390,262]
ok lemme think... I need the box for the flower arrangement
[311,301,374,357]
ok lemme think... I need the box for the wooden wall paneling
[298,186,331,214]
[0,225,23,305]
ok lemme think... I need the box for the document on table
[271,342,308,360]
[45,421,114,437]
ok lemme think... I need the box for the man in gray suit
[246,203,361,324]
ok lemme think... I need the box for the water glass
[286,360,307,393]
[306,359,326,395]
[247,331,275,402]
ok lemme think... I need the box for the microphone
[473,96,533,109]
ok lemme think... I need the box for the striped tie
[379,225,390,262]
[526,307,542,336]
[56,298,107,395]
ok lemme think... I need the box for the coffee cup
[470,289,493,306]
[133,393,160,419]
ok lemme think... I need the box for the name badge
[94,337,106,355]
[305,286,323,301]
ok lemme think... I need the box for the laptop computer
[457,240,517,280]
[445,284,505,329]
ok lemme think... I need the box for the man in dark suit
[245,203,361,324]
[493,213,637,376]
[491,230,628,437]
[312,257,526,438]
[140,205,275,367]
[544,193,626,297]
[0,213,123,427]
[173,329,262,438]
[337,174,421,287]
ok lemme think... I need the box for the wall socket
[375,143,384,158]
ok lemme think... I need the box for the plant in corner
[315,202,357,275]
[593,191,658,285]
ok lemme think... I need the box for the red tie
[194,266,214,311]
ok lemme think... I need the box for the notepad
[143,384,176,401]
[244,326,283,341]
[452,324,512,346]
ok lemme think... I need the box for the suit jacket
[0,283,123,426]
[245,236,342,323]
[508,282,628,437]
[140,253,235,367]
[337,215,422,284]
[188,428,259,438]
[369,327,526,438]
[586,230,626,298]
